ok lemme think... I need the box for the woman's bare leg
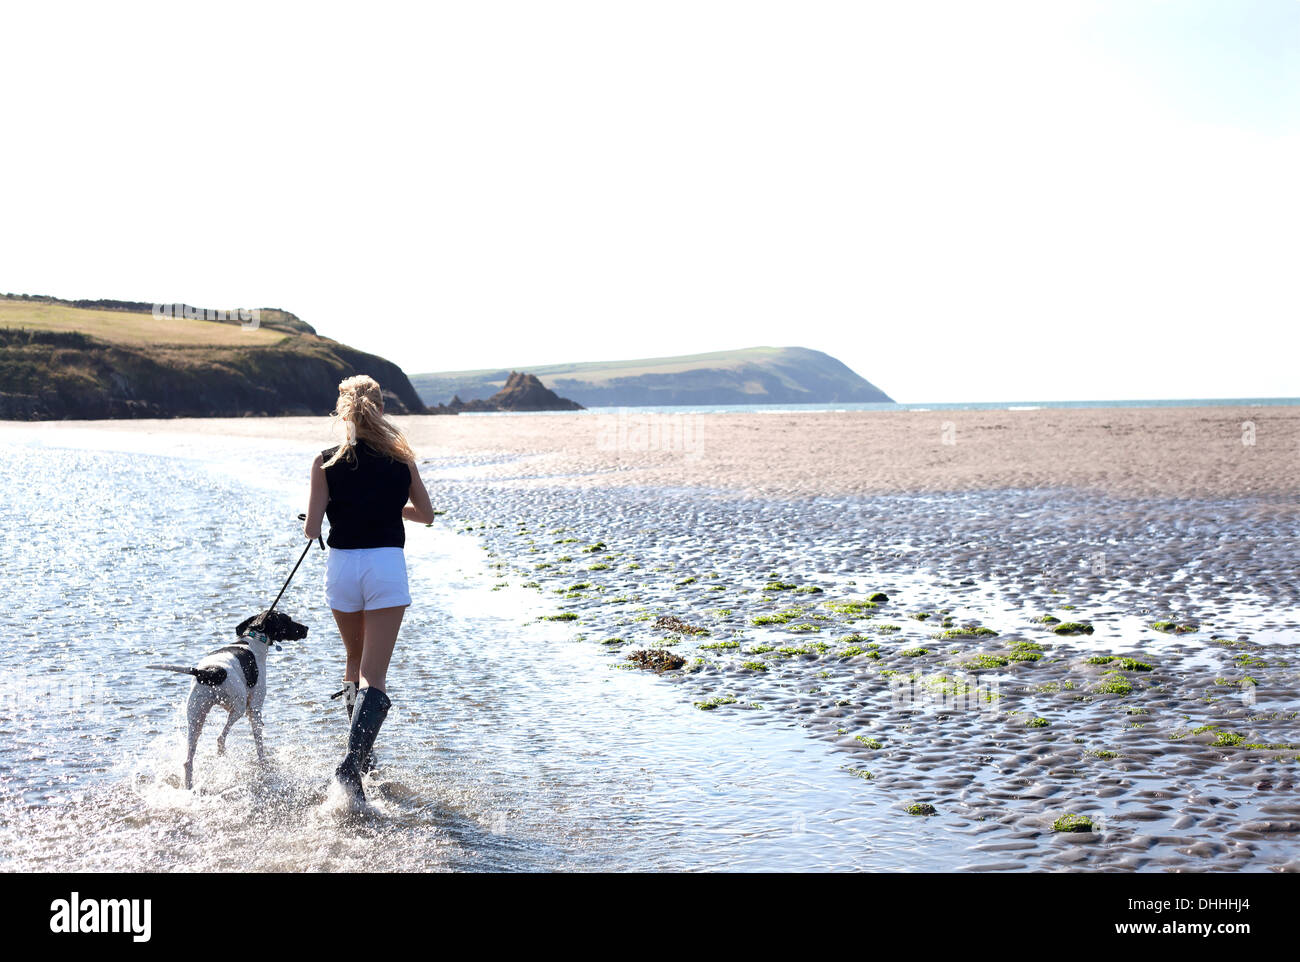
[359,605,406,692]
[332,609,365,683]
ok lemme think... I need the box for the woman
[302,374,436,804]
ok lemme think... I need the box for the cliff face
[447,372,583,413]
[0,327,431,420]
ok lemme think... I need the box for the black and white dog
[148,610,308,789]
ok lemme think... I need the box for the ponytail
[323,374,416,467]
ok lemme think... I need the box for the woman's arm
[402,461,436,524]
[303,454,329,539]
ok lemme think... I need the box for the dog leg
[215,704,244,756]
[184,684,215,790]
[248,706,267,765]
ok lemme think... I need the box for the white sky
[2,1,1296,403]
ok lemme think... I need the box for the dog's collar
[238,630,271,646]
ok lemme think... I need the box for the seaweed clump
[653,615,711,636]
[1151,621,1198,634]
[627,648,686,673]
[1052,813,1094,833]
[1053,622,1094,635]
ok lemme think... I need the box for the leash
[265,514,325,616]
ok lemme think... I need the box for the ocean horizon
[456,396,1300,417]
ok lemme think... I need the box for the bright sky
[2,1,1296,403]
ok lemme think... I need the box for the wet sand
[13,404,1300,498]
[9,407,1300,871]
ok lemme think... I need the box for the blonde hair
[323,374,416,467]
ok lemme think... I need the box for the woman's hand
[403,460,437,525]
[303,454,328,539]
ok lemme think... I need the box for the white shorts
[325,547,412,612]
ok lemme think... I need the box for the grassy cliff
[0,295,427,419]
[411,346,892,408]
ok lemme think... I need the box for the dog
[147,610,307,789]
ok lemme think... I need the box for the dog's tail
[146,664,228,686]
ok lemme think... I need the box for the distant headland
[411,346,892,409]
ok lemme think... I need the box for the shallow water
[0,430,960,871]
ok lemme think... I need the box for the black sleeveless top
[321,441,411,549]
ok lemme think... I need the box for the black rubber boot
[340,680,380,773]
[334,686,391,803]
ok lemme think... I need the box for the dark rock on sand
[447,372,583,413]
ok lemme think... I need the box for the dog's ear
[236,614,259,637]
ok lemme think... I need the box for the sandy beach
[6,405,1300,871]
[13,405,1298,499]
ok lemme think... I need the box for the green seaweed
[694,695,739,711]
[1093,673,1133,696]
[1035,680,1076,693]
[1151,621,1198,634]
[1052,813,1093,833]
[825,600,878,615]
[1053,622,1094,635]
[963,654,1009,670]
[936,626,998,639]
